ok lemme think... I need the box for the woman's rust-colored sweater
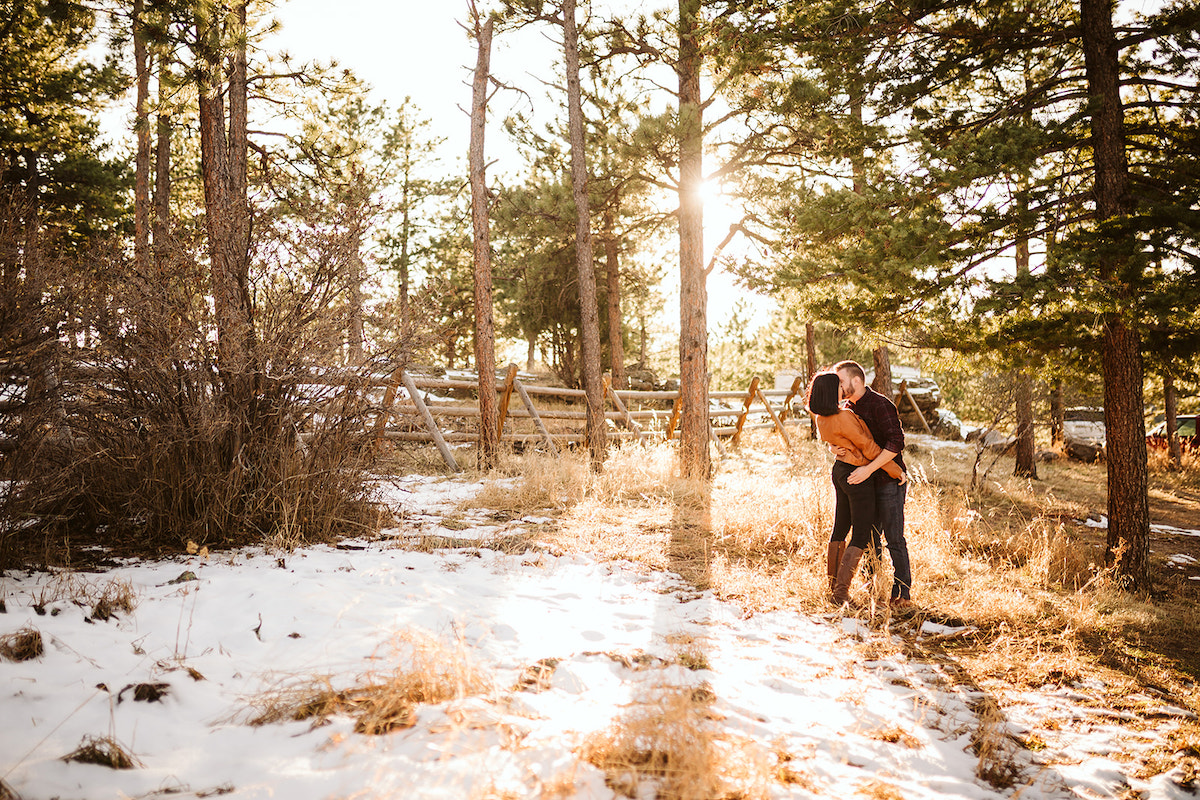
[815,409,905,481]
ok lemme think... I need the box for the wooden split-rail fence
[366,366,811,472]
[0,361,933,469]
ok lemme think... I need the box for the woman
[807,371,906,605]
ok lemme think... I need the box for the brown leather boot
[826,541,846,596]
[831,546,866,605]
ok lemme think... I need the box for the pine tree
[727,0,1199,588]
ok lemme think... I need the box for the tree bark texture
[563,0,607,469]
[1013,226,1037,479]
[133,0,151,279]
[1081,0,1149,589]
[1014,374,1037,478]
[806,322,817,437]
[677,0,709,479]
[153,51,172,271]
[195,0,254,381]
[871,347,893,401]
[1050,378,1064,447]
[398,161,412,332]
[1101,317,1149,587]
[604,210,625,391]
[1164,371,1180,470]
[348,234,364,363]
[469,14,498,470]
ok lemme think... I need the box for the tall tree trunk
[677,0,709,478]
[871,346,893,401]
[563,0,607,470]
[604,211,625,391]
[398,166,412,332]
[806,321,817,438]
[195,0,254,384]
[1081,0,1149,589]
[133,0,151,279]
[1013,208,1038,478]
[469,12,498,470]
[639,312,647,367]
[348,229,364,363]
[1050,378,1064,448]
[1014,374,1037,476]
[153,50,172,272]
[526,334,536,372]
[1164,371,1181,471]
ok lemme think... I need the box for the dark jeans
[830,460,879,550]
[876,477,911,600]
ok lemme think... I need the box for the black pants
[829,460,879,550]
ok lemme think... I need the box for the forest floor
[1,431,1198,800]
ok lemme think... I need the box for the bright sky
[272,0,775,338]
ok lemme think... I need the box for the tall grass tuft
[0,625,43,662]
[62,735,140,770]
[579,685,772,800]
[247,629,493,734]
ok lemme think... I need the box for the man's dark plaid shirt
[848,386,906,478]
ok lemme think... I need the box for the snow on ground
[1,476,1196,800]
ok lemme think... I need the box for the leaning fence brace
[365,367,806,469]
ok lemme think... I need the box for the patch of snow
[0,475,1191,800]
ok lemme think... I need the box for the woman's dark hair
[807,372,842,417]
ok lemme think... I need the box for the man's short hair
[834,360,866,383]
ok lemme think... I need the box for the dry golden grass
[867,725,922,749]
[451,427,1200,776]
[87,577,137,621]
[25,573,139,621]
[856,779,906,800]
[0,625,43,662]
[247,629,493,734]
[969,695,1023,789]
[1147,446,1200,491]
[579,685,773,800]
[61,735,140,769]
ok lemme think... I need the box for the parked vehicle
[1146,414,1199,450]
[1063,407,1106,462]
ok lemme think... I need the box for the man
[832,360,913,607]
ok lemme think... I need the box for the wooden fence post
[667,396,682,440]
[780,375,804,421]
[400,369,461,472]
[604,375,646,440]
[372,367,405,449]
[733,376,760,446]
[497,363,518,440]
[756,385,793,452]
[514,378,560,455]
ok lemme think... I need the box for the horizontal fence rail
[0,362,812,468]
[362,368,809,471]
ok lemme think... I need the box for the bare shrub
[0,625,43,661]
[0,198,418,566]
